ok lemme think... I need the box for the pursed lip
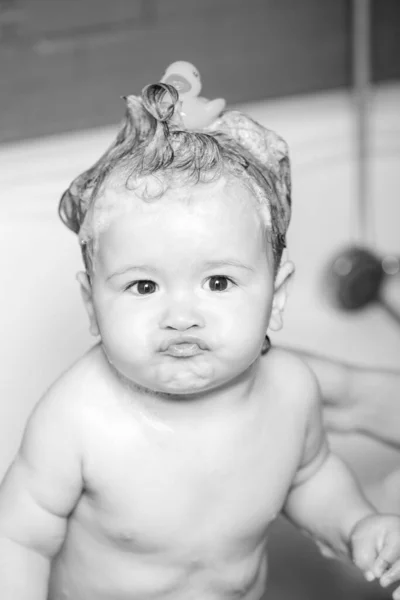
[160,336,209,355]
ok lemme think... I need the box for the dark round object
[326,246,384,310]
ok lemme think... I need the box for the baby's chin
[126,376,218,400]
[151,359,219,394]
[146,365,217,397]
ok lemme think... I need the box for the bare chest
[77,406,303,556]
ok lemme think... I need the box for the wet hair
[59,83,291,275]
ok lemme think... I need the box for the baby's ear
[268,260,295,332]
[76,271,100,337]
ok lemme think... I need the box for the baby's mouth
[164,343,202,358]
[160,337,208,358]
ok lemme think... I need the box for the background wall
[0,0,399,144]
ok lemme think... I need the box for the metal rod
[353,0,371,244]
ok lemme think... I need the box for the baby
[1,69,400,600]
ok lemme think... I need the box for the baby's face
[86,177,276,395]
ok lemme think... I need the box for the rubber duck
[161,61,226,129]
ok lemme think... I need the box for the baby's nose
[160,296,205,331]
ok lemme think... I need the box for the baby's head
[60,81,291,278]
[59,71,294,395]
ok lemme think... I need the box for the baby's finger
[373,534,400,579]
[392,586,400,600]
[391,583,400,600]
[380,560,400,591]
[351,538,379,580]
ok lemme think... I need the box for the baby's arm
[283,361,376,559]
[0,388,83,599]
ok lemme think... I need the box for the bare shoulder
[5,344,112,499]
[260,346,321,414]
[261,347,328,479]
[26,343,111,440]
[40,343,109,407]
[0,347,109,543]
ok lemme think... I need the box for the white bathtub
[1,84,399,599]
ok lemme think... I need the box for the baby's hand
[351,514,400,599]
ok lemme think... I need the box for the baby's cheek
[100,319,143,360]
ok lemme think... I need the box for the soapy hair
[59,83,291,274]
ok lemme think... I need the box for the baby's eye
[206,276,234,292]
[126,280,157,295]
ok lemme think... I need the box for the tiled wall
[0,0,399,143]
